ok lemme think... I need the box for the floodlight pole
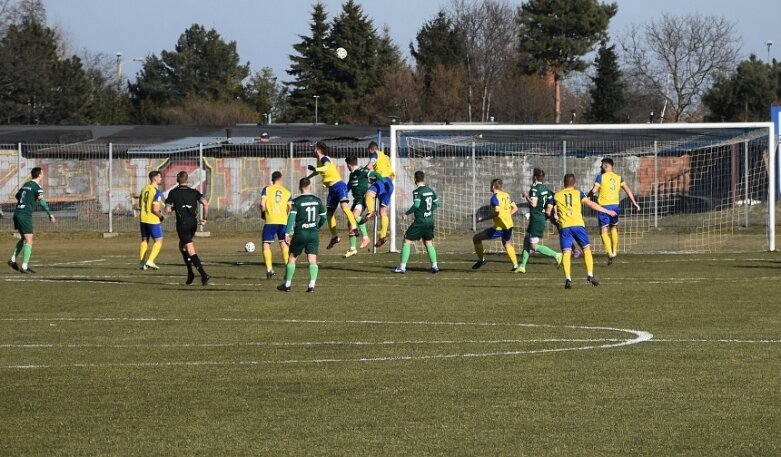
[313,95,320,125]
[766,40,773,62]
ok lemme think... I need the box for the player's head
[368,141,378,152]
[176,171,188,185]
[490,178,503,192]
[271,171,282,183]
[314,141,328,157]
[601,157,614,172]
[533,168,545,183]
[30,167,42,179]
[148,170,161,184]
[345,156,358,169]
[563,173,576,188]
[299,177,312,192]
[414,170,425,184]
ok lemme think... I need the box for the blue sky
[45,0,781,82]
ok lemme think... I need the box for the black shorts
[176,222,197,244]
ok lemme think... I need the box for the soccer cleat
[306,286,315,293]
[607,255,616,266]
[564,279,572,289]
[363,211,377,222]
[19,267,35,274]
[359,237,371,249]
[430,266,440,274]
[326,236,341,250]
[144,261,159,270]
[472,260,486,270]
[266,270,275,280]
[344,250,358,258]
[276,283,291,292]
[573,249,582,259]
[186,271,195,285]
[514,265,526,274]
[348,228,357,237]
[374,237,388,248]
[201,274,210,286]
[555,253,563,268]
[392,266,406,274]
[7,260,19,271]
[139,261,147,270]
[587,276,599,287]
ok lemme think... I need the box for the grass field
[1,234,779,456]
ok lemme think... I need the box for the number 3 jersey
[593,171,623,206]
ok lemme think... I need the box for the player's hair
[30,167,42,179]
[533,168,545,181]
[148,170,161,181]
[271,171,282,182]
[368,141,378,149]
[414,170,425,183]
[601,157,614,167]
[345,156,358,166]
[491,178,503,190]
[315,141,328,155]
[176,171,188,184]
[563,173,576,187]
[299,177,311,191]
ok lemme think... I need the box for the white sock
[285,280,291,287]
[432,263,438,269]
[399,263,406,270]
[308,281,316,288]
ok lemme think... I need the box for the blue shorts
[262,224,286,243]
[380,178,394,207]
[598,205,620,227]
[140,222,163,239]
[559,226,590,251]
[327,181,350,209]
[487,227,513,243]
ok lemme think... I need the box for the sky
[43,0,781,83]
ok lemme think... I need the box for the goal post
[388,123,776,254]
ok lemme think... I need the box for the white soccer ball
[244,241,256,253]
[336,47,347,59]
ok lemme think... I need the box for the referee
[165,171,210,285]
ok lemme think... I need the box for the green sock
[359,222,368,237]
[400,244,411,265]
[11,239,24,261]
[349,235,357,250]
[520,249,530,268]
[426,244,437,264]
[22,243,32,267]
[309,264,318,284]
[285,263,296,285]
[536,244,558,258]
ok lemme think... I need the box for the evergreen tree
[703,55,778,122]
[285,3,330,123]
[245,66,288,123]
[585,40,626,123]
[517,0,617,123]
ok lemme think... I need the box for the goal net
[388,123,776,254]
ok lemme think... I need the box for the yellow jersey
[139,184,163,224]
[593,171,623,206]
[262,183,292,225]
[315,156,342,187]
[552,188,587,228]
[490,191,514,230]
[370,149,395,180]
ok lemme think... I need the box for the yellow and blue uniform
[261,184,292,242]
[593,171,623,227]
[369,149,395,207]
[550,188,590,251]
[314,156,349,209]
[487,190,515,242]
[139,183,163,239]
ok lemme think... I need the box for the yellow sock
[380,214,389,237]
[342,205,358,230]
[139,240,148,261]
[365,194,376,213]
[584,248,594,276]
[328,214,338,235]
[147,241,163,263]
[601,232,613,257]
[506,245,518,266]
[474,243,485,260]
[263,248,273,271]
[563,251,572,278]
[610,227,619,256]
[281,244,289,264]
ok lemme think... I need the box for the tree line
[0,0,777,126]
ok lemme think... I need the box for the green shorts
[13,214,33,235]
[405,222,434,241]
[289,230,320,256]
[526,216,547,239]
[351,195,366,212]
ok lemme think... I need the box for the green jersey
[286,193,326,234]
[528,182,552,223]
[348,168,370,199]
[15,180,47,217]
[407,185,439,225]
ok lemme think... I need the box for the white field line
[48,259,107,266]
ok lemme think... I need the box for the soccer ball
[336,47,347,59]
[244,241,256,253]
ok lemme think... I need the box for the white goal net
[388,123,776,254]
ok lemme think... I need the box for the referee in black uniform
[165,170,210,285]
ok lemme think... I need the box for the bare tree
[448,0,517,122]
[620,13,740,122]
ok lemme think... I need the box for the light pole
[313,95,320,124]
[116,52,144,91]
[766,40,773,62]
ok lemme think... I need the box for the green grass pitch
[1,235,779,456]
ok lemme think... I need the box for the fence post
[108,143,113,233]
[17,142,22,190]
[289,142,294,191]
[199,143,204,232]
[654,141,659,229]
[562,141,567,176]
[744,140,749,227]
[471,141,476,232]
